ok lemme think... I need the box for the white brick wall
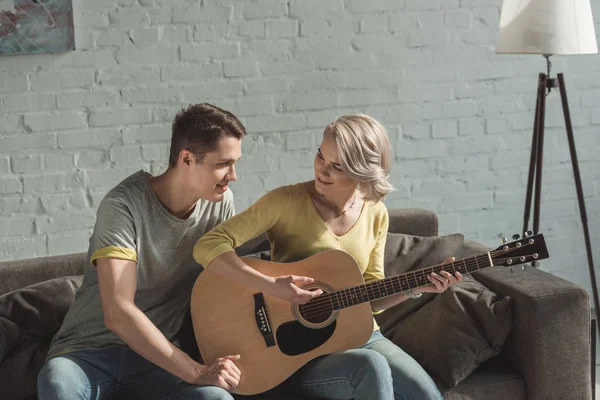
[1,0,600,298]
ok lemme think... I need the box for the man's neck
[150,169,198,219]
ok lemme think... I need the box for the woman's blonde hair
[326,114,394,202]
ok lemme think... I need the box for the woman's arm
[204,251,322,304]
[194,186,322,304]
[363,208,460,311]
[363,208,397,311]
[371,260,462,311]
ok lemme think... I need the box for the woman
[193,114,462,400]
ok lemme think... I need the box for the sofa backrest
[388,208,438,237]
[0,208,438,295]
[0,253,85,296]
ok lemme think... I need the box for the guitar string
[297,246,531,315]
[299,247,510,312]
[299,242,537,312]
[297,254,498,318]
[296,247,538,319]
[297,254,536,319]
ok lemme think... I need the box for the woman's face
[313,130,358,196]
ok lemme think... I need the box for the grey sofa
[0,208,593,400]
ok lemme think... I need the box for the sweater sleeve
[363,206,389,283]
[193,186,291,268]
[363,205,389,315]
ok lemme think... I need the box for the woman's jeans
[279,330,442,400]
[38,331,441,400]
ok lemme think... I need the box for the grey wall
[1,0,599,297]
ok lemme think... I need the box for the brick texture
[0,0,599,298]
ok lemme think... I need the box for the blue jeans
[276,331,442,400]
[38,332,441,400]
[37,347,233,400]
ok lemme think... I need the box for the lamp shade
[496,0,598,55]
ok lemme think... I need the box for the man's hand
[271,275,323,304]
[191,355,242,391]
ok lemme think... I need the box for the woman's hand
[414,257,463,295]
[271,275,323,304]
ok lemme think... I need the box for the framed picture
[0,0,75,55]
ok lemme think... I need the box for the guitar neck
[327,252,493,311]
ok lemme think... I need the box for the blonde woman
[194,115,461,400]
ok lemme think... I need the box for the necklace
[322,190,357,224]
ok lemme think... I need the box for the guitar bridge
[253,293,275,348]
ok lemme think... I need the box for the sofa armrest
[388,208,438,237]
[472,265,592,400]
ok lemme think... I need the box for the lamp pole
[521,55,600,336]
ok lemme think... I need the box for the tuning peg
[521,265,526,271]
[524,230,533,237]
[501,237,508,244]
[531,261,540,268]
[512,234,520,240]
[509,267,514,274]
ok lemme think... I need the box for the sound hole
[277,320,336,356]
[298,298,334,324]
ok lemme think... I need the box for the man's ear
[179,149,192,166]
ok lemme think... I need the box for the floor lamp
[496,0,600,346]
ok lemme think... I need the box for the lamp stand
[522,56,600,340]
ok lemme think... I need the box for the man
[38,104,249,399]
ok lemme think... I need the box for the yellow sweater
[193,183,389,330]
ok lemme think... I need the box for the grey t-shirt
[47,170,234,359]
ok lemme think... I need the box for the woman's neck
[309,181,357,214]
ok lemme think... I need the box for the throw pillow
[375,232,513,387]
[389,275,512,387]
[377,232,465,332]
[0,317,20,362]
[0,275,82,398]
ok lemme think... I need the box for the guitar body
[190,250,374,395]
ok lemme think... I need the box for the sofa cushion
[0,275,82,399]
[438,357,526,400]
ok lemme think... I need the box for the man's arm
[97,257,241,390]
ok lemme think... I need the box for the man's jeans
[37,347,233,400]
[38,332,441,400]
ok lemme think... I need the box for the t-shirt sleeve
[193,186,291,268]
[89,197,137,266]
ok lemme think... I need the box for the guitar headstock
[491,233,549,268]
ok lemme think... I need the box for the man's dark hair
[169,103,246,167]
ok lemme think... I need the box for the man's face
[184,136,242,202]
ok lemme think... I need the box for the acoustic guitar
[190,233,549,395]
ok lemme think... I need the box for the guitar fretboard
[327,253,491,310]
